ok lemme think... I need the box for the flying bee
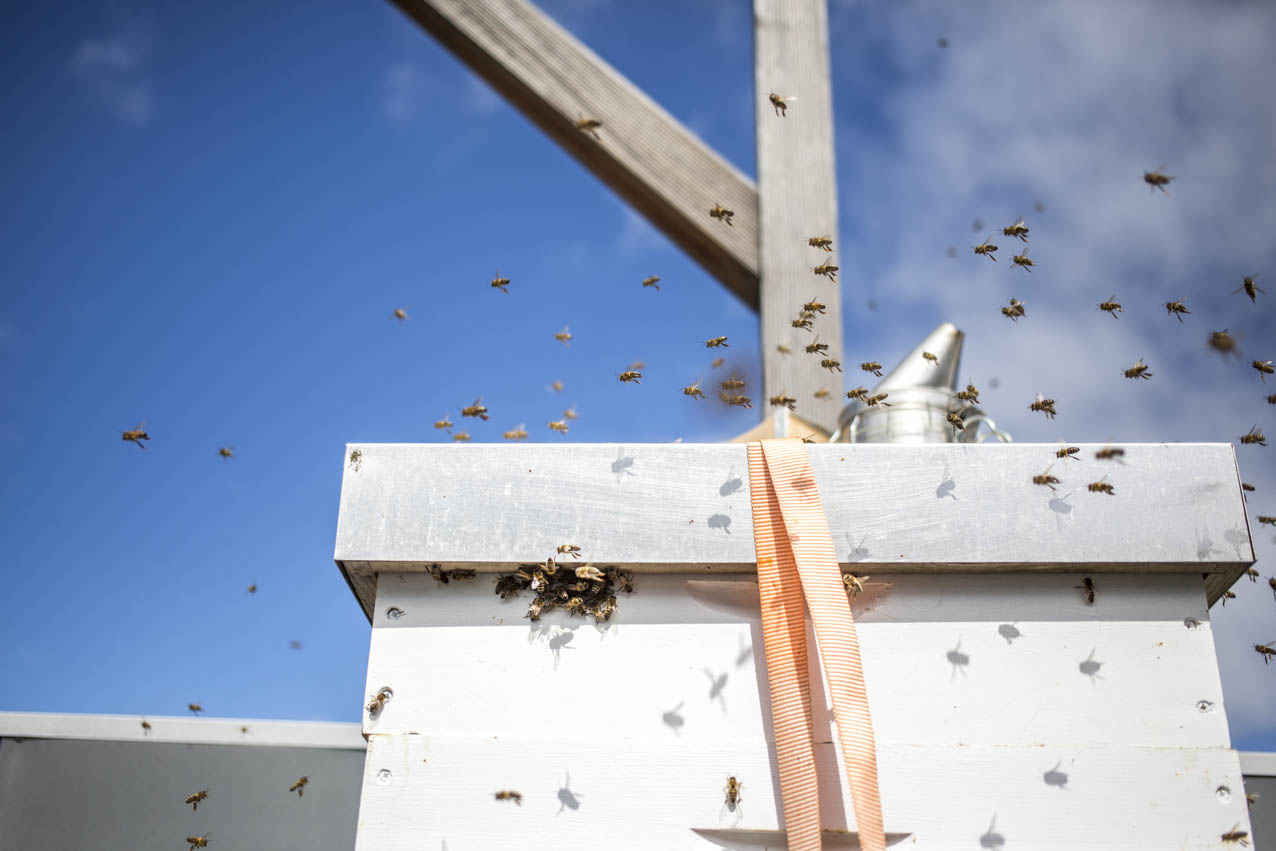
[121,422,150,449]
[1076,576,1096,605]
[724,776,743,808]
[1222,590,1237,605]
[814,387,831,399]
[575,564,606,583]
[393,307,408,321]
[618,369,642,384]
[550,380,564,392]
[947,411,964,433]
[776,345,790,355]
[770,393,797,410]
[1030,394,1057,419]
[434,415,453,431]
[1253,360,1274,382]
[1258,516,1276,527]
[1257,643,1276,665]
[452,432,471,442]
[642,275,661,291]
[1247,566,1259,580]
[973,236,998,261]
[1164,297,1189,322]
[554,326,572,345]
[846,386,869,401]
[1002,217,1029,242]
[1097,295,1122,318]
[490,271,510,293]
[1011,247,1034,271]
[1056,445,1081,461]
[1001,304,1022,321]
[865,393,891,407]
[548,420,569,434]
[720,375,746,391]
[706,336,729,348]
[557,544,582,559]
[502,424,529,441]
[820,358,842,372]
[185,790,208,811]
[1233,275,1263,303]
[563,405,578,420]
[956,383,980,404]
[922,351,938,365]
[367,690,389,716]
[1269,395,1276,405]
[1095,445,1124,460]
[1087,477,1115,495]
[808,235,833,252]
[1032,465,1061,491]
[1221,824,1249,845]
[140,719,152,733]
[461,398,489,421]
[709,204,734,226]
[218,447,234,461]
[1239,426,1267,446]
[803,297,827,314]
[768,92,796,116]
[1208,330,1238,357]
[575,114,602,139]
[187,834,212,850]
[495,790,523,805]
[1123,358,1152,380]
[289,776,308,797]
[683,380,705,400]
[1143,165,1173,193]
[813,259,839,281]
[842,573,868,597]
[188,703,202,715]
[1007,298,1026,318]
[861,362,883,377]
[792,315,814,331]
[725,394,753,409]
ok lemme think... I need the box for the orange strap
[748,438,885,851]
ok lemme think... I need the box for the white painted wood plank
[389,0,759,307]
[334,443,1255,617]
[362,573,1229,749]
[0,711,367,749]
[755,0,844,433]
[354,736,1251,849]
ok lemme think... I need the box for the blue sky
[2,0,1274,749]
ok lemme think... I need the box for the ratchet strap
[747,438,885,851]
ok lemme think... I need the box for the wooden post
[755,0,844,434]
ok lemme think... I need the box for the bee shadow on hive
[611,448,636,481]
[719,470,744,498]
[979,815,1006,848]
[708,513,732,534]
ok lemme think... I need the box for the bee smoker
[834,322,1011,444]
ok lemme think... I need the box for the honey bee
[861,362,883,377]
[710,357,726,368]
[289,776,308,796]
[555,326,572,345]
[1222,590,1237,605]
[1239,426,1267,446]
[865,393,891,407]
[548,420,569,434]
[1095,446,1124,460]
[820,358,842,372]
[549,379,564,393]
[642,276,661,291]
[575,115,602,139]
[802,297,828,315]
[1258,643,1276,665]
[922,351,938,365]
[1271,577,1276,601]
[393,307,408,321]
[808,235,833,252]
[557,544,582,559]
[1001,298,1026,320]
[813,260,839,281]
[1030,394,1057,418]
[461,398,490,421]
[434,415,453,431]
[1269,395,1276,405]
[1097,295,1122,318]
[973,236,998,261]
[575,564,606,583]
[673,378,704,401]
[1253,360,1274,382]
[770,393,797,410]
[592,595,617,621]
[452,432,471,442]
[956,383,980,404]
[946,411,964,432]
[140,719,152,733]
[619,368,642,383]
[1056,446,1081,460]
[1011,247,1034,271]
[187,833,212,850]
[563,405,578,420]
[1246,566,1259,580]
[706,336,729,348]
[725,394,753,409]
[1143,165,1173,193]
[768,92,796,116]
[502,424,529,441]
[1258,516,1276,527]
[348,448,363,470]
[1076,576,1096,605]
[1233,275,1264,303]
[1032,466,1061,491]
[1208,330,1238,357]
[490,272,510,293]
[1164,297,1189,322]
[218,447,234,461]
[720,375,746,391]
[846,386,869,401]
[188,703,202,715]
[121,422,150,449]
[709,204,734,226]
[1087,477,1115,495]
[1123,358,1152,380]
[1002,217,1029,242]
[185,790,208,811]
[1220,824,1249,845]
[792,315,814,331]
[814,387,831,399]
[367,690,389,715]
[842,573,868,597]
[776,345,790,355]
[495,790,523,805]
[724,776,743,807]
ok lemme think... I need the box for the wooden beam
[390,0,759,307]
[754,0,844,433]
[334,443,1254,617]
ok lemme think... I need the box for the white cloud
[68,24,154,125]
[383,60,435,123]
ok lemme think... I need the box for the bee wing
[1012,217,1024,228]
